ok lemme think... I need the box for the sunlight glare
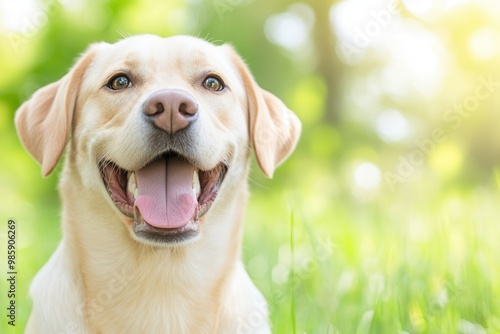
[0,0,40,32]
[265,3,314,51]
[402,0,434,14]
[469,28,500,61]
[354,162,381,190]
[377,23,448,98]
[375,109,410,143]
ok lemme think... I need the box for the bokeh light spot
[375,109,410,143]
[469,27,500,61]
[354,162,381,190]
[429,143,464,179]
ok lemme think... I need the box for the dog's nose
[142,90,199,134]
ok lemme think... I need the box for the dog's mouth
[99,153,228,244]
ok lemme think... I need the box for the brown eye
[108,75,131,90]
[203,76,224,91]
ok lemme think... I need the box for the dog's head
[15,35,301,246]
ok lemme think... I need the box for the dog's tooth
[193,170,201,198]
[128,172,137,195]
[134,188,139,199]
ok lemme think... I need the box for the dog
[15,34,301,333]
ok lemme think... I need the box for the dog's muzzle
[99,89,228,245]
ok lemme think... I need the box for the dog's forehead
[92,35,228,73]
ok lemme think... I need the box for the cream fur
[16,35,301,333]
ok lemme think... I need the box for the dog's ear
[15,48,97,177]
[225,45,301,178]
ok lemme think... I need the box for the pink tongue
[134,157,197,229]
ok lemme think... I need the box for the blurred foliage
[1,0,500,333]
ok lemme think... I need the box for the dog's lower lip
[132,219,200,244]
[134,221,200,238]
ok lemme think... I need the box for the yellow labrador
[16,35,300,333]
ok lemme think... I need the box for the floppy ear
[15,49,96,177]
[226,46,301,178]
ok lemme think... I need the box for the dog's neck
[58,165,249,333]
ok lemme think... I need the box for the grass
[243,167,500,334]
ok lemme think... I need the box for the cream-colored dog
[15,35,300,333]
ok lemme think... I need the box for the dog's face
[15,35,301,246]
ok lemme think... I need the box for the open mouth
[99,153,227,244]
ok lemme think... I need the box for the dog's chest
[80,252,222,333]
[88,277,218,333]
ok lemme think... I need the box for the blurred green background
[1,0,500,333]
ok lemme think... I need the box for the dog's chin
[99,152,228,246]
[131,219,201,246]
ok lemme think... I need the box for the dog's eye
[203,76,224,92]
[108,75,131,90]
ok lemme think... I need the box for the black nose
[142,89,199,134]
